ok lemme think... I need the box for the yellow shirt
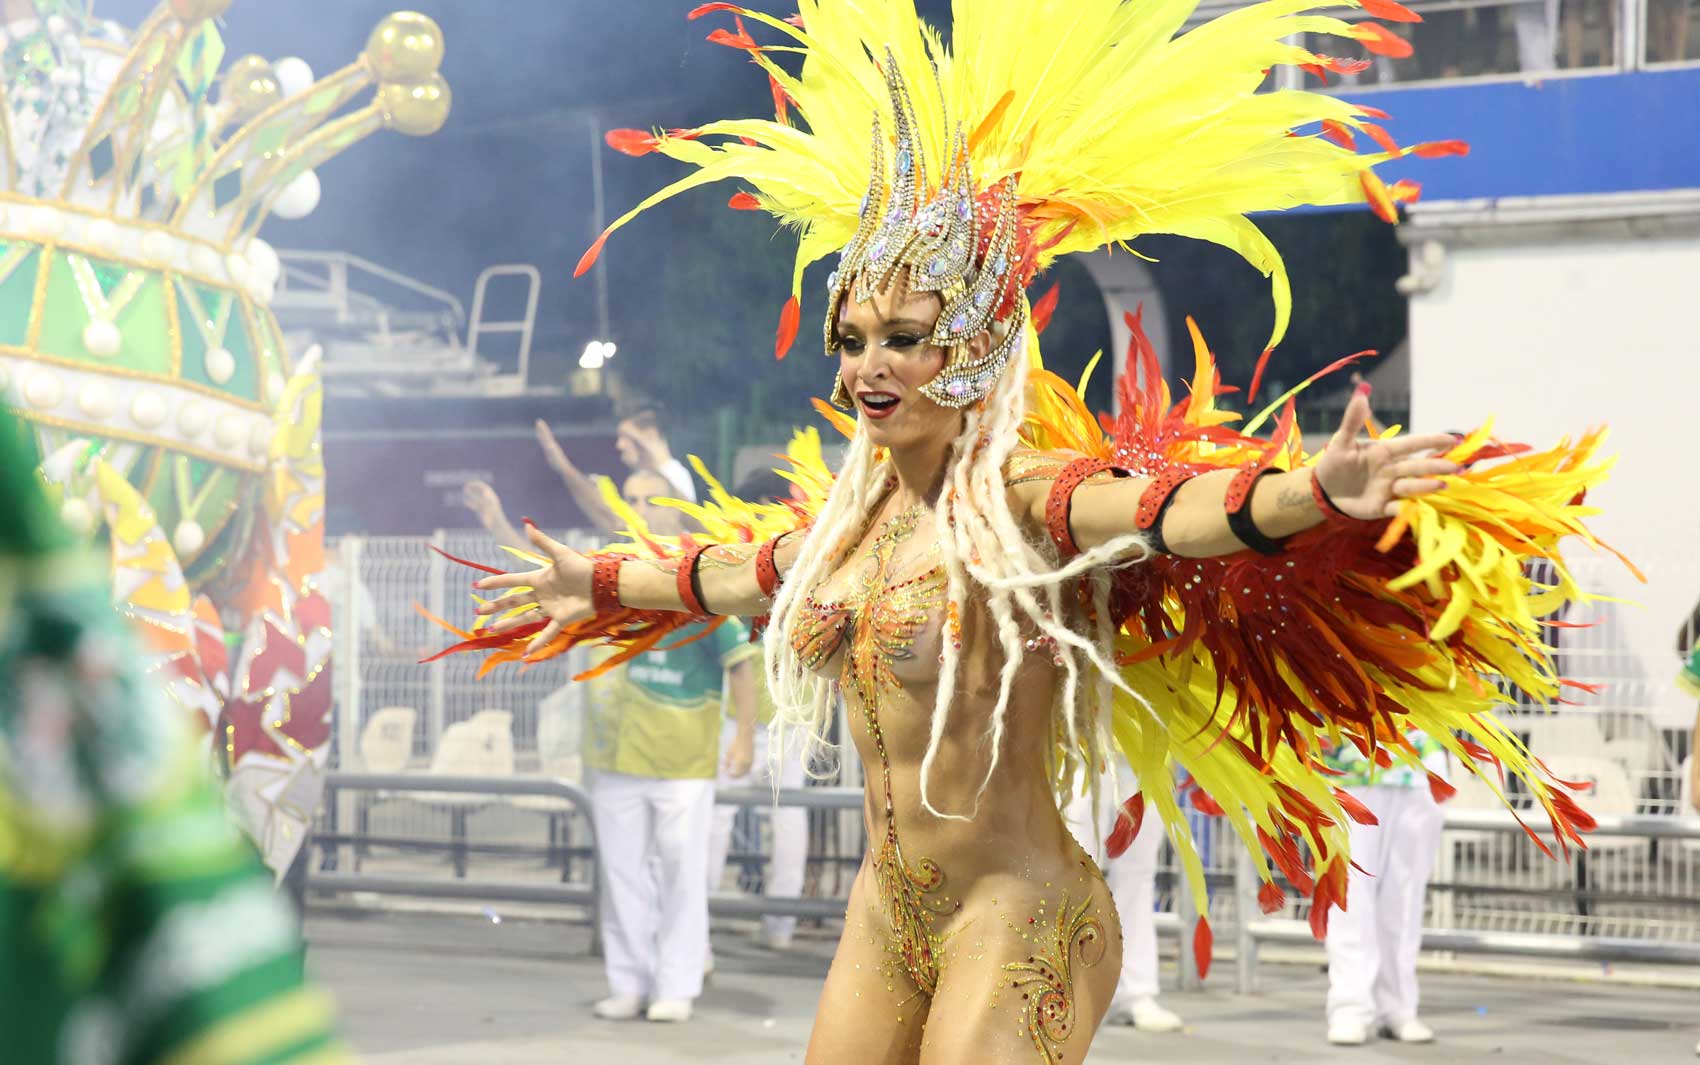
[584,619,759,779]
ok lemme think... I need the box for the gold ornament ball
[380,75,451,137]
[365,12,445,83]
[168,0,232,21]
[220,55,280,116]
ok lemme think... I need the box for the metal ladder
[465,264,542,391]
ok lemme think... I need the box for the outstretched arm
[461,480,529,552]
[472,523,806,654]
[535,419,620,535]
[1033,387,1459,559]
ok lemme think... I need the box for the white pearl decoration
[177,400,210,438]
[25,370,63,409]
[249,420,273,457]
[77,381,115,420]
[173,520,207,557]
[225,252,251,286]
[204,346,236,385]
[189,243,222,278]
[28,205,65,240]
[272,170,321,220]
[247,238,281,284]
[85,217,120,252]
[214,413,245,450]
[274,56,315,97]
[60,498,96,535]
[83,318,122,358]
[130,390,167,429]
[140,229,173,262]
[265,372,287,400]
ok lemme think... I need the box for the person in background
[1323,730,1451,1046]
[1683,600,1700,1058]
[463,403,696,545]
[704,469,811,960]
[584,468,760,1023]
[1063,766,1185,1033]
[0,407,350,1065]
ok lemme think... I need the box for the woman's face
[833,279,965,452]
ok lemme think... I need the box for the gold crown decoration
[824,55,1027,410]
[0,0,450,877]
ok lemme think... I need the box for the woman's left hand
[1314,384,1462,520]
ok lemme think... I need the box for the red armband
[755,535,784,599]
[1310,469,1355,523]
[1044,458,1117,561]
[1135,468,1191,554]
[591,555,623,614]
[676,543,712,616]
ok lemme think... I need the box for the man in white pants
[1323,732,1450,1046]
[583,471,760,1024]
[705,468,809,962]
[705,693,808,956]
[1063,766,1184,1032]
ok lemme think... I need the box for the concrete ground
[308,910,1700,1064]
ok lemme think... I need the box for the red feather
[1360,0,1424,22]
[1360,171,1399,224]
[728,191,761,211]
[605,128,657,156]
[1193,918,1214,981]
[1258,880,1287,914]
[1414,139,1471,159]
[1360,122,1402,155]
[687,2,743,18]
[1356,104,1393,119]
[1030,282,1062,335]
[1334,788,1380,826]
[770,74,790,124]
[1320,120,1356,149]
[774,296,800,360]
[574,231,609,278]
[706,15,757,51]
[430,544,503,575]
[1427,773,1458,804]
[1356,22,1415,59]
[1105,792,1146,859]
[1246,347,1274,404]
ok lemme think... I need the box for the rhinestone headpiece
[825,55,1026,410]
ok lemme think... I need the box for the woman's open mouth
[858,391,901,420]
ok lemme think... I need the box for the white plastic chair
[358,706,418,773]
[420,711,516,876]
[351,707,417,868]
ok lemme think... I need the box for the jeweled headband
[825,55,1027,411]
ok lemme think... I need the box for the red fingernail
[1355,382,1372,398]
[522,517,536,527]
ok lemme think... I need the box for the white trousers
[1325,784,1445,1028]
[1063,766,1165,1007]
[591,770,714,1002]
[706,721,808,941]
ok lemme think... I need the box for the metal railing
[308,772,1700,990]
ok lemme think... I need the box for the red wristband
[676,543,712,616]
[591,555,623,614]
[1310,469,1355,522]
[1045,458,1117,561]
[755,536,783,599]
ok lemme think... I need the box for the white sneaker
[646,998,692,1022]
[1382,1018,1434,1043]
[1128,997,1184,1032]
[1327,1020,1371,1045]
[592,993,644,1020]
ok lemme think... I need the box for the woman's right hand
[472,523,594,654]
